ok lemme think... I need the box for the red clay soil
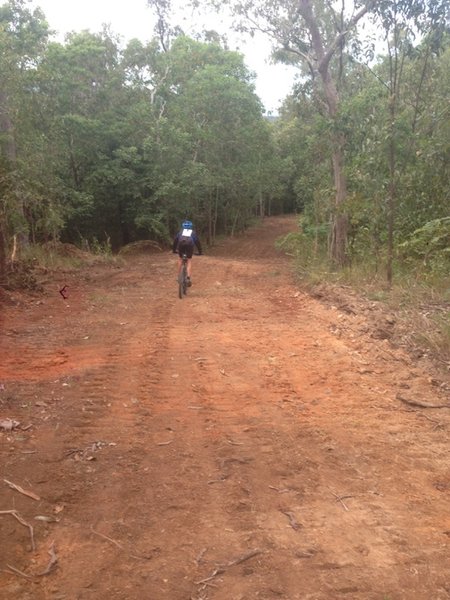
[1,216,450,600]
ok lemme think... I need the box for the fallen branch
[4,478,40,501]
[0,510,35,551]
[396,394,450,409]
[195,549,263,585]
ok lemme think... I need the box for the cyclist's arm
[195,239,203,255]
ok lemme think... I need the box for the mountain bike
[178,253,189,299]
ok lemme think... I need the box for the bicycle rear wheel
[178,264,188,299]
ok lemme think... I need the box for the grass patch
[288,249,450,368]
[22,242,123,271]
[3,242,123,291]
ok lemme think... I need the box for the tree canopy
[0,0,448,285]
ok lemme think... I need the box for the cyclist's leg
[184,245,194,279]
[186,258,193,278]
[177,245,186,276]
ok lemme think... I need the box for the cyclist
[172,220,202,286]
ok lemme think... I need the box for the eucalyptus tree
[0,0,49,273]
[201,0,376,265]
[370,0,449,284]
[320,25,450,274]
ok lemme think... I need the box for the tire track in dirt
[2,217,450,600]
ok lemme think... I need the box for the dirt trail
[1,216,450,600]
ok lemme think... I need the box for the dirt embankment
[1,215,450,600]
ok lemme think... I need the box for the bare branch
[319,1,376,74]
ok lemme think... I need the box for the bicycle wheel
[182,264,188,295]
[178,264,188,299]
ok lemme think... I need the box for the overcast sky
[29,0,298,114]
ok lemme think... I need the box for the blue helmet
[182,220,193,229]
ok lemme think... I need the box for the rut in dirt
[1,215,450,600]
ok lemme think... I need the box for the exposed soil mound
[119,240,163,255]
[42,241,92,260]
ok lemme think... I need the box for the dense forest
[0,0,449,284]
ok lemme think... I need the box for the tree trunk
[0,223,6,286]
[231,211,240,237]
[302,7,348,263]
[0,90,29,252]
[259,189,264,218]
[298,0,373,266]
[329,132,349,265]
[387,99,396,287]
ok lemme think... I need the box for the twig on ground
[64,448,83,456]
[195,547,207,565]
[207,477,228,484]
[269,485,291,494]
[0,510,36,551]
[5,564,33,580]
[90,527,124,550]
[226,549,262,568]
[195,549,263,585]
[3,479,40,501]
[37,541,58,576]
[156,440,173,446]
[90,526,151,561]
[331,491,354,511]
[5,541,58,580]
[280,510,301,530]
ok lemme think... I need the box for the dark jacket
[172,229,202,254]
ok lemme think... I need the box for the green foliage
[399,217,450,273]
[0,0,449,287]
